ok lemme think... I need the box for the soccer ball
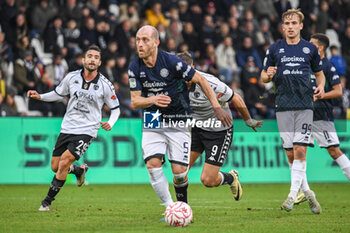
[164,201,193,227]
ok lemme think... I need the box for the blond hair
[282,9,304,23]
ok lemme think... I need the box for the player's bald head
[136,25,159,41]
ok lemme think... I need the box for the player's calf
[173,172,188,203]
[73,164,89,187]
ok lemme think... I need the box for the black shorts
[53,133,94,160]
[191,126,233,166]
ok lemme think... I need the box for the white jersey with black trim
[189,70,234,132]
[55,69,119,137]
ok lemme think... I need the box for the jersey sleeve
[205,76,234,102]
[55,74,70,96]
[103,81,120,109]
[263,44,276,71]
[310,45,322,73]
[170,54,195,81]
[128,60,142,91]
[328,64,341,86]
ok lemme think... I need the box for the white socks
[148,167,174,207]
[289,161,310,193]
[335,154,350,181]
[289,160,307,200]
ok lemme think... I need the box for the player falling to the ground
[260,9,326,214]
[177,51,263,201]
[295,33,350,204]
[128,25,232,211]
[28,45,120,211]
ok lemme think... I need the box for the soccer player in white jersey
[261,9,325,214]
[178,52,262,201]
[28,45,120,211]
[128,25,232,213]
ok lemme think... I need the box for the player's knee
[294,146,306,160]
[51,165,58,173]
[58,157,72,171]
[51,161,58,172]
[200,175,215,187]
[146,157,162,169]
[173,171,188,184]
[328,147,342,159]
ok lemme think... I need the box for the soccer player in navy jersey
[128,25,232,212]
[28,45,120,211]
[261,9,325,214]
[295,33,350,204]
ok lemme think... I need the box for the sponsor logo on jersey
[160,68,169,78]
[281,56,305,63]
[285,62,300,67]
[140,71,146,78]
[302,47,310,54]
[194,92,200,98]
[279,48,285,53]
[128,70,135,77]
[129,78,136,88]
[283,70,291,75]
[142,81,167,88]
[176,62,183,71]
[290,70,303,74]
[182,65,191,78]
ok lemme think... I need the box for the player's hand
[100,122,112,131]
[266,66,277,80]
[27,90,41,100]
[213,107,232,127]
[153,95,171,107]
[314,86,324,99]
[245,119,263,132]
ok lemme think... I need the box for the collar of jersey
[80,69,100,84]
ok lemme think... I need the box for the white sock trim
[335,154,350,169]
[219,172,224,186]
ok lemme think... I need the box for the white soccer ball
[164,201,193,227]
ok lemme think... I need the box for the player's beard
[84,63,97,72]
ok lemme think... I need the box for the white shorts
[311,120,340,148]
[142,127,191,166]
[276,110,313,150]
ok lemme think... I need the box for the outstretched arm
[27,90,64,102]
[231,93,263,132]
[191,71,232,127]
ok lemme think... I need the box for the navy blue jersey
[128,50,196,117]
[263,39,322,112]
[312,57,340,121]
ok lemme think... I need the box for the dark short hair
[330,45,338,50]
[84,45,101,56]
[176,51,193,65]
[311,33,330,50]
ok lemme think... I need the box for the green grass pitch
[0,183,349,233]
